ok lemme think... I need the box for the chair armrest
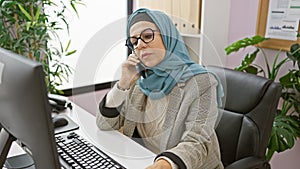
[225,156,269,169]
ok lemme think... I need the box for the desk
[7,101,156,169]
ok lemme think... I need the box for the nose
[135,39,147,50]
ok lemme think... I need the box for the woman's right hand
[118,53,141,90]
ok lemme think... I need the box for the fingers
[129,73,141,86]
[120,54,141,84]
[127,54,140,65]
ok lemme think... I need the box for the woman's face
[129,21,166,67]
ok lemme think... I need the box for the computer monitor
[0,48,61,168]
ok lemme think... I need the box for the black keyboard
[55,132,126,169]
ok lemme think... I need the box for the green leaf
[225,35,267,55]
[234,48,259,73]
[65,40,72,51]
[25,22,31,31]
[269,51,289,80]
[290,43,300,58]
[280,99,295,115]
[268,114,300,154]
[0,20,3,32]
[286,43,300,66]
[280,70,300,89]
[66,50,76,56]
[70,1,79,17]
[34,6,41,21]
[17,4,32,21]
[244,65,258,74]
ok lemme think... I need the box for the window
[50,0,127,90]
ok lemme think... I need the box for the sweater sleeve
[155,153,181,169]
[96,83,128,131]
[105,82,129,107]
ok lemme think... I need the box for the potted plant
[225,35,300,162]
[0,0,82,94]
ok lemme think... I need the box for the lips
[141,52,151,58]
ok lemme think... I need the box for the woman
[96,8,224,169]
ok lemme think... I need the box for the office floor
[68,88,110,116]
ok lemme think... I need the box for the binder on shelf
[179,0,201,34]
[171,0,181,32]
[137,0,201,34]
[138,0,172,15]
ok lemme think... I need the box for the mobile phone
[136,62,146,78]
[131,51,146,78]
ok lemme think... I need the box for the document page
[265,0,300,40]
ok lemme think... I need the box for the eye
[142,33,153,42]
[130,37,138,46]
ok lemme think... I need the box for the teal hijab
[127,8,223,107]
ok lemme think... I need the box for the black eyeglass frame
[125,28,159,50]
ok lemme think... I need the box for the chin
[144,62,156,68]
[143,59,161,68]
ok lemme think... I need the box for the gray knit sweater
[96,73,224,169]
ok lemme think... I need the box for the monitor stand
[0,128,35,169]
[0,128,16,167]
[5,154,35,169]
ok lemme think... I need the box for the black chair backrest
[207,66,282,167]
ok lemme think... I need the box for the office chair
[207,66,282,169]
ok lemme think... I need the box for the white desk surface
[7,101,156,169]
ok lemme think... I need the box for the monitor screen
[0,48,61,168]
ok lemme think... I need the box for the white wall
[200,0,231,67]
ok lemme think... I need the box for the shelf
[181,34,201,63]
[180,33,202,38]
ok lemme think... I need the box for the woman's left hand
[145,159,172,169]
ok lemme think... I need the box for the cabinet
[135,0,231,66]
[138,0,201,34]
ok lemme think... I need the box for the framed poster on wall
[256,0,300,51]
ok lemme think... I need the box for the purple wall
[227,0,300,168]
[226,0,259,68]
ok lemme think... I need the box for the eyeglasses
[125,28,159,50]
